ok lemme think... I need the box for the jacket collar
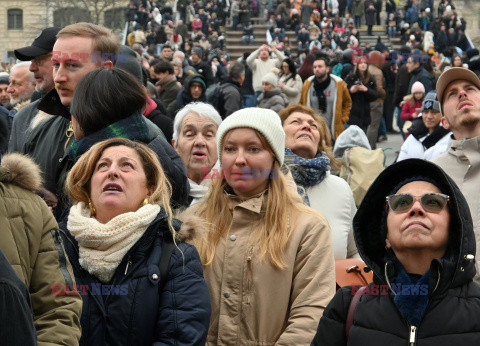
[37,89,71,120]
[226,188,266,214]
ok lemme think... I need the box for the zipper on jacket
[246,246,253,294]
[409,325,417,345]
[51,229,75,288]
[124,256,132,275]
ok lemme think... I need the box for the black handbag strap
[158,239,175,291]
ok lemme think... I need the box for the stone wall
[1,1,50,63]
[455,0,480,47]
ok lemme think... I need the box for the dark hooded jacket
[59,212,211,346]
[171,74,208,115]
[312,159,480,345]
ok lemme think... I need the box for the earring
[143,198,149,206]
[88,200,96,216]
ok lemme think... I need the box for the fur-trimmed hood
[176,213,207,243]
[0,153,43,192]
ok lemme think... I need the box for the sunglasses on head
[386,193,449,213]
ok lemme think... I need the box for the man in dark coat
[365,3,376,36]
[406,54,435,94]
[170,74,208,115]
[191,47,214,87]
[219,62,245,119]
[154,60,182,113]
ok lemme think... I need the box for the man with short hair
[246,44,285,96]
[160,44,174,62]
[433,67,480,284]
[172,102,222,205]
[9,27,61,153]
[7,62,36,108]
[173,50,196,75]
[154,60,182,111]
[406,54,435,94]
[299,56,352,139]
[23,23,116,209]
[6,62,36,130]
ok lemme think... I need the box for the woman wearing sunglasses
[312,159,480,345]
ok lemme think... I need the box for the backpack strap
[158,239,175,292]
[345,286,367,340]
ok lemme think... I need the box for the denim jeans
[355,16,361,27]
[388,26,397,38]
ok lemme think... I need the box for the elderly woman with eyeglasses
[312,159,480,345]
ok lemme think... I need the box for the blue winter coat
[59,210,211,346]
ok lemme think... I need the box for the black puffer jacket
[312,159,480,345]
[59,211,211,346]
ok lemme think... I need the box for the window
[53,8,91,28]
[104,8,125,30]
[8,9,23,30]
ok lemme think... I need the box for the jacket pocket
[51,229,74,288]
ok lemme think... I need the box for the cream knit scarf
[67,202,161,283]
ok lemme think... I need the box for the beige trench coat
[186,191,336,345]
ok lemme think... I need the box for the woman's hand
[278,82,284,88]
[350,84,359,93]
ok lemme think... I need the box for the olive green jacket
[0,153,82,345]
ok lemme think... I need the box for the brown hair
[278,104,340,170]
[57,22,118,57]
[353,56,371,84]
[66,138,175,235]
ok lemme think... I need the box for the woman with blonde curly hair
[60,137,210,345]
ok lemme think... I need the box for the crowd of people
[1,0,480,344]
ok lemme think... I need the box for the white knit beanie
[261,72,278,87]
[411,81,425,94]
[216,108,285,165]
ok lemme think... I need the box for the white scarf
[67,202,161,282]
[188,161,220,205]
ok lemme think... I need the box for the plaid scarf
[68,111,150,162]
[284,148,330,206]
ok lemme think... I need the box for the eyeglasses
[386,193,449,213]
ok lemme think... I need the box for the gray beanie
[421,91,440,112]
[261,72,278,87]
[216,108,285,165]
[115,45,143,84]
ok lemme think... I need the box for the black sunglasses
[386,193,449,213]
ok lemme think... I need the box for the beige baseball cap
[436,67,480,105]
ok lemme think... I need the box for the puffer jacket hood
[354,159,475,293]
[0,153,43,192]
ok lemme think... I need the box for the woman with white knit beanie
[182,108,335,344]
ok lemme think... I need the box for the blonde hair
[278,104,340,170]
[57,22,119,57]
[195,130,314,270]
[66,138,175,237]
